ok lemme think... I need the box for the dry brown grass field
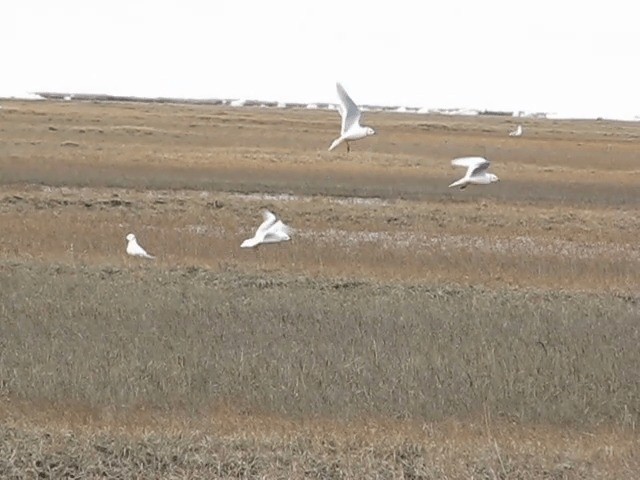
[0,99,639,477]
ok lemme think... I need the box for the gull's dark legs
[346,141,351,153]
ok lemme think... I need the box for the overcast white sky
[2,1,639,118]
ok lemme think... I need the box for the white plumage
[328,83,375,152]
[448,157,500,189]
[241,210,292,248]
[126,233,155,259]
[509,124,523,137]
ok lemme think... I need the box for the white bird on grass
[241,210,292,248]
[328,83,375,153]
[126,233,155,259]
[509,124,523,137]
[448,157,499,189]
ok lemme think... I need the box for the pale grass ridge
[1,403,638,478]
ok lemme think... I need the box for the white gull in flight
[449,157,499,189]
[328,83,375,153]
[241,210,292,248]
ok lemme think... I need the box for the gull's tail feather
[241,237,258,248]
[448,178,467,189]
[329,137,344,151]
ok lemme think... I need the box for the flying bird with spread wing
[241,210,292,248]
[328,83,375,152]
[448,157,500,189]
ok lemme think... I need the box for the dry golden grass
[2,263,639,424]
[1,99,639,477]
[1,401,638,478]
[1,263,639,477]
[2,100,640,194]
[0,185,638,291]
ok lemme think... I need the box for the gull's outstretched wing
[255,210,277,236]
[451,156,489,177]
[336,83,362,134]
[467,160,491,177]
[451,156,487,168]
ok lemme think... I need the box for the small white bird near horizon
[126,233,155,259]
[241,210,292,248]
[509,124,523,137]
[328,83,375,153]
[449,157,500,189]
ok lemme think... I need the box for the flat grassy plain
[0,99,639,477]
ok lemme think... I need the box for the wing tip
[451,156,488,168]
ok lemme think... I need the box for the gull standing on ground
[449,157,500,189]
[241,210,292,248]
[328,83,375,152]
[509,124,523,137]
[126,233,155,259]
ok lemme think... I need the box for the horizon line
[1,91,638,122]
